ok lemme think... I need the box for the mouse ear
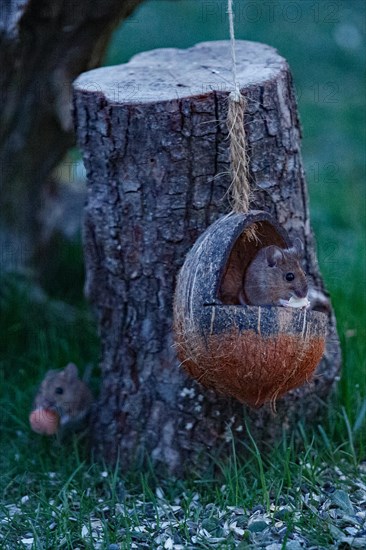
[63,363,79,380]
[265,245,284,267]
[292,238,304,258]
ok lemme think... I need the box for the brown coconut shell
[173,211,327,408]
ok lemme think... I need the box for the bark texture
[0,0,143,266]
[73,41,341,474]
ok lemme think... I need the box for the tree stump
[73,41,341,474]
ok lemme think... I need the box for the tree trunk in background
[0,0,143,268]
[73,41,341,475]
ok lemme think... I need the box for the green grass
[0,393,365,547]
[0,220,364,549]
[1,0,365,548]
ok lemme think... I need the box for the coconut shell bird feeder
[173,210,328,408]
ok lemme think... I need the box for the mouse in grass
[29,362,93,439]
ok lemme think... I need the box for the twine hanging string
[227,0,252,215]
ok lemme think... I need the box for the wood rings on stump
[173,211,327,408]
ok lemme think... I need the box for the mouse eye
[286,272,295,282]
[55,387,64,395]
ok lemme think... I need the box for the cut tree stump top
[74,40,287,104]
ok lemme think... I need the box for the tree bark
[73,41,341,475]
[0,0,143,267]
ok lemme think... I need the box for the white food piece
[279,296,310,308]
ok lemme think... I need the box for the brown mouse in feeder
[29,363,93,438]
[241,238,309,307]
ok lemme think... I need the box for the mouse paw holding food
[243,238,309,307]
[29,363,93,437]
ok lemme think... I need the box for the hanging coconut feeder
[173,210,328,408]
